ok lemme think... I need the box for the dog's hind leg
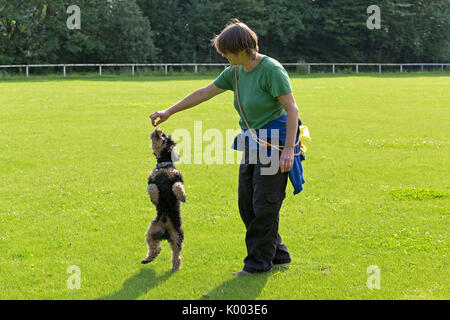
[141,219,162,264]
[165,218,184,271]
[169,227,184,271]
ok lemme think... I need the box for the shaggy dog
[141,128,186,271]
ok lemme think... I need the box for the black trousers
[238,145,291,273]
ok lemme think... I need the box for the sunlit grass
[0,72,448,299]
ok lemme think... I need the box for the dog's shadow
[97,268,173,300]
[200,272,271,300]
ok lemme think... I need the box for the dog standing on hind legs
[141,128,186,271]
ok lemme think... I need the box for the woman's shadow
[200,272,271,300]
[97,268,173,300]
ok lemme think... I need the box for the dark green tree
[0,0,157,64]
[1,0,449,64]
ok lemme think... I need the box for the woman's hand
[149,83,225,127]
[277,92,299,173]
[150,109,171,127]
[279,147,294,173]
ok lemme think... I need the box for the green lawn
[0,72,448,299]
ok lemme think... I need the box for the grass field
[0,72,449,299]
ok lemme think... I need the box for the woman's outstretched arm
[150,83,225,126]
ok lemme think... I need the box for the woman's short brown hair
[211,18,259,60]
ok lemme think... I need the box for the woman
[150,19,305,275]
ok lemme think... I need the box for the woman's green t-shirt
[213,55,292,130]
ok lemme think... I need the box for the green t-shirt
[213,55,292,130]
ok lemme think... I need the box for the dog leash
[234,66,310,156]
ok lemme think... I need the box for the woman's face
[221,52,241,65]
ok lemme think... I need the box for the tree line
[0,0,449,65]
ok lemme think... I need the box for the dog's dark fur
[141,128,186,271]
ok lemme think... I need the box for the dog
[141,128,186,271]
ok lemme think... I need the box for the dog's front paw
[147,183,159,206]
[172,182,186,202]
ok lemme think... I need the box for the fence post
[356,64,359,73]
[307,64,310,74]
[400,65,403,72]
[26,65,29,77]
[442,64,444,72]
[194,64,198,73]
[99,65,102,76]
[164,65,168,74]
[378,65,381,74]
[131,65,135,76]
[421,64,424,72]
[332,64,335,74]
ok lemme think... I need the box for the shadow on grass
[97,268,173,300]
[200,272,271,300]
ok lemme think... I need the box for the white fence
[0,62,448,77]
